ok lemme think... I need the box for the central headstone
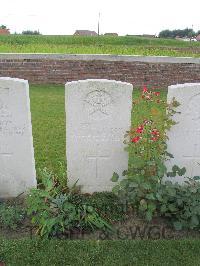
[66,79,133,192]
[0,77,36,198]
[167,83,200,183]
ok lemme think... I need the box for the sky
[0,0,200,36]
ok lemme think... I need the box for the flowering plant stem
[112,86,181,221]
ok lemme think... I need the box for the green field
[0,35,200,57]
[30,84,166,181]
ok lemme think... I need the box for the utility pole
[98,12,100,36]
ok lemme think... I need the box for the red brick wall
[0,29,10,35]
[0,55,199,88]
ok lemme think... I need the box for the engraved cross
[87,155,110,179]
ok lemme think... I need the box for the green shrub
[0,203,25,230]
[26,168,113,238]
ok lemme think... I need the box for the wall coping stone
[0,53,199,64]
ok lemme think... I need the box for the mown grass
[1,239,200,265]
[30,85,66,180]
[30,84,166,180]
[0,35,200,57]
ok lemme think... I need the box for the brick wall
[0,54,199,88]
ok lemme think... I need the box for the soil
[1,214,200,241]
[1,197,200,241]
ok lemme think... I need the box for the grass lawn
[30,84,66,182]
[30,84,167,181]
[0,35,200,57]
[1,239,200,265]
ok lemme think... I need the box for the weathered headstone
[166,83,200,183]
[0,77,37,197]
[66,79,133,193]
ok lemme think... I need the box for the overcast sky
[0,0,199,35]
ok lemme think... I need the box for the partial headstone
[0,77,37,198]
[66,79,133,193]
[166,83,200,183]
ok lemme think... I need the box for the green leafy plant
[26,168,113,238]
[71,192,127,222]
[0,203,25,230]
[155,177,200,230]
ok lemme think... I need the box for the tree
[0,25,8,29]
[22,30,41,35]
[159,28,196,38]
[158,30,172,38]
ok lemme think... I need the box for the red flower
[151,129,160,136]
[131,136,141,143]
[151,137,159,141]
[143,86,148,93]
[136,125,144,134]
[154,91,160,96]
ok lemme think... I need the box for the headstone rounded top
[65,79,133,89]
[0,77,28,83]
[168,83,200,90]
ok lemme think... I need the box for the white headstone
[0,77,37,197]
[166,83,200,183]
[66,79,133,193]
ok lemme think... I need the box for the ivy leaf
[112,184,121,194]
[142,183,151,190]
[166,152,174,158]
[122,170,128,176]
[155,192,163,201]
[178,167,186,176]
[146,193,155,200]
[190,215,199,228]
[129,182,139,188]
[120,179,129,188]
[173,221,183,231]
[167,172,176,177]
[160,205,167,213]
[172,165,180,173]
[193,176,200,180]
[145,210,153,222]
[168,204,177,212]
[111,172,119,182]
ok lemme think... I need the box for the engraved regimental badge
[84,89,113,119]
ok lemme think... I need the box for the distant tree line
[159,28,200,38]
[0,25,41,35]
[22,30,41,35]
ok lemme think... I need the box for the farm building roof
[74,30,98,36]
